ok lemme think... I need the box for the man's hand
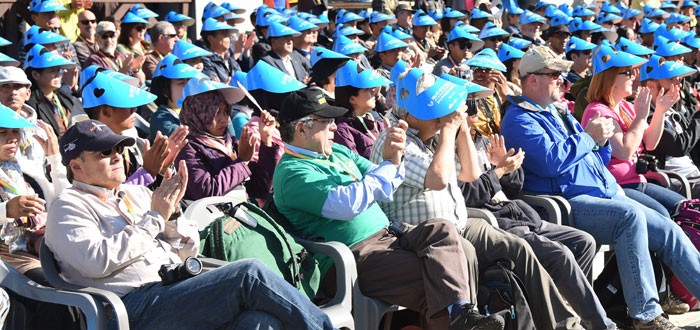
[428,46,446,60]
[141,132,169,176]
[259,110,276,147]
[237,126,257,162]
[381,116,407,166]
[584,111,615,145]
[439,106,467,135]
[6,195,45,218]
[151,160,188,221]
[33,120,59,156]
[489,70,510,99]
[495,148,525,176]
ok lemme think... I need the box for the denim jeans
[568,194,700,322]
[621,182,685,217]
[116,259,334,330]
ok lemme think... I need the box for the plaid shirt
[370,125,469,231]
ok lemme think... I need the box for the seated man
[86,21,145,85]
[45,120,335,329]
[500,46,700,330]
[370,69,582,330]
[273,88,504,330]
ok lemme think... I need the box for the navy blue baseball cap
[59,120,136,165]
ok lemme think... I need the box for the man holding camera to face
[45,120,335,329]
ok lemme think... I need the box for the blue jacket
[500,95,618,199]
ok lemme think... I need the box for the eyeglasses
[79,19,96,25]
[300,117,335,126]
[457,41,472,50]
[99,145,125,157]
[618,69,634,77]
[531,71,562,79]
[101,32,116,39]
[135,25,147,32]
[162,33,178,39]
[485,36,506,42]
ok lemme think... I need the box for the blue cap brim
[439,73,495,99]
[0,105,33,128]
[243,61,306,93]
[397,70,469,120]
[82,72,156,108]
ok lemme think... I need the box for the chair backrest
[39,241,80,291]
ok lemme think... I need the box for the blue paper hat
[428,10,444,21]
[643,4,654,16]
[0,104,33,129]
[413,10,438,26]
[439,73,494,99]
[287,16,319,32]
[466,48,507,72]
[471,8,494,20]
[0,36,10,47]
[256,10,285,27]
[695,6,700,16]
[454,21,481,33]
[683,34,700,49]
[653,35,692,57]
[221,2,246,14]
[640,55,696,81]
[497,43,525,62]
[337,11,363,24]
[317,13,330,24]
[281,8,297,18]
[80,65,139,90]
[597,12,622,24]
[600,39,613,47]
[310,46,350,67]
[448,26,484,52]
[622,8,644,20]
[479,22,509,39]
[0,52,20,67]
[520,10,548,29]
[505,4,525,15]
[182,76,244,105]
[558,4,573,16]
[639,18,660,34]
[24,25,41,46]
[333,25,365,38]
[371,13,397,24]
[569,17,601,32]
[29,0,66,13]
[661,1,677,10]
[358,10,370,20]
[130,4,158,19]
[153,54,200,79]
[224,12,245,24]
[165,11,195,26]
[592,45,647,75]
[26,27,69,46]
[683,0,699,7]
[667,13,691,24]
[545,6,565,18]
[389,26,412,40]
[203,4,231,20]
[508,37,532,49]
[445,10,467,19]
[535,1,552,10]
[601,1,622,15]
[615,37,654,55]
[335,60,391,88]
[231,71,247,90]
[241,61,306,93]
[658,26,690,41]
[646,8,670,19]
[375,32,409,53]
[639,55,663,82]
[268,21,301,38]
[172,40,212,61]
[396,69,469,120]
[572,5,596,17]
[82,72,156,108]
[201,18,237,32]
[550,12,573,27]
[121,12,149,24]
[24,44,75,70]
[333,35,367,55]
[566,36,596,53]
[390,60,409,87]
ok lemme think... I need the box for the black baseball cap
[278,88,347,124]
[60,120,135,165]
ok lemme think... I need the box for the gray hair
[279,116,314,143]
[148,21,174,45]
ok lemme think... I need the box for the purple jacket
[175,136,280,201]
[333,114,384,160]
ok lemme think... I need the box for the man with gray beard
[86,21,145,83]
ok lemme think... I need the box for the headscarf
[180,90,236,160]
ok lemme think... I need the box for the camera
[635,154,659,174]
[159,257,203,285]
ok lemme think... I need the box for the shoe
[632,315,680,330]
[661,293,690,315]
[449,309,505,330]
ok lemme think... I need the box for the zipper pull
[510,305,516,319]
[484,305,490,316]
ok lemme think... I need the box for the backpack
[670,200,700,310]
[198,199,321,300]
[477,259,535,330]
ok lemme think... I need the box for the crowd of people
[2,0,700,329]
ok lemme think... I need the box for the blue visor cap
[0,52,20,67]
[204,4,231,20]
[153,54,200,79]
[281,8,297,18]
[0,104,33,129]
[390,60,409,87]
[569,17,601,32]
[498,43,525,62]
[439,73,494,99]
[414,10,438,26]
[82,72,156,108]
[335,60,391,88]
[572,6,596,17]
[641,55,696,81]
[448,26,484,52]
[445,10,467,19]
[622,8,644,20]
[201,18,237,32]
[558,4,573,16]
[121,12,149,24]
[183,75,245,105]
[643,4,654,15]
[639,54,663,81]
[334,24,365,38]
[639,18,660,33]
[592,45,648,75]
[165,11,195,26]
[0,36,10,47]
[242,60,306,93]
[268,22,301,38]
[317,13,330,24]
[333,35,368,55]
[566,36,596,53]
[479,22,509,39]
[24,44,76,70]
[520,10,549,29]
[544,5,561,18]
[683,0,699,7]
[375,32,409,53]
[26,27,69,46]
[454,21,481,33]
[389,26,412,40]
[371,13,397,24]
[505,5,525,15]
[654,35,693,57]
[597,12,623,24]
[471,8,494,20]
[80,65,139,90]
[646,8,671,19]
[508,37,533,49]
[683,34,700,49]
[550,12,573,27]
[358,10,370,20]
[172,40,212,61]
[396,69,469,120]
[130,4,158,19]
[337,11,363,24]
[696,6,700,16]
[668,13,692,24]
[288,16,319,32]
[221,2,246,14]
[615,37,654,55]
[656,26,691,41]
[29,0,66,13]
[256,10,285,27]
[310,46,350,67]
[535,1,553,10]
[601,1,622,14]
[466,48,507,72]
[661,1,678,10]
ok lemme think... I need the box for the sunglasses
[162,33,178,39]
[473,67,493,74]
[99,145,125,157]
[531,71,561,79]
[618,69,634,77]
[101,32,116,39]
[551,32,572,38]
[457,41,472,50]
[80,19,96,25]
[485,36,506,42]
[134,25,147,32]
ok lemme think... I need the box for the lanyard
[284,147,359,182]
[413,36,426,52]
[51,94,69,127]
[98,50,122,70]
[198,137,237,161]
[154,49,165,60]
[448,54,461,68]
[0,173,20,196]
[356,115,377,141]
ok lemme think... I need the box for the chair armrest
[659,169,692,199]
[466,207,499,228]
[521,191,574,226]
[516,194,562,225]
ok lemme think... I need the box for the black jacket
[260,51,311,82]
[26,86,84,136]
[196,41,242,83]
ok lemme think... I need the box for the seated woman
[497,43,525,96]
[149,54,201,142]
[582,46,685,218]
[333,60,391,159]
[175,77,279,202]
